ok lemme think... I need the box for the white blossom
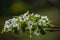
[3,11,53,37]
[23,11,29,19]
[23,11,29,21]
[41,16,48,21]
[34,31,40,36]
[27,21,34,30]
[4,20,10,28]
[19,16,23,22]
[24,11,29,16]
[38,19,47,26]
[11,18,18,27]
[8,27,12,31]
[11,18,20,30]
[34,27,40,36]
[4,19,12,31]
[31,13,34,16]
[34,14,40,17]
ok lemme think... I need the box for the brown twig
[46,26,60,31]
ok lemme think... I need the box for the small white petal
[41,16,49,21]
[34,14,40,17]
[31,13,34,16]
[24,11,29,16]
[38,19,47,26]
[27,21,34,30]
[34,29,40,36]
[36,33,40,36]
[8,28,12,31]
[19,16,22,19]
[16,24,19,26]
[20,19,23,22]
[41,16,47,19]
[4,27,6,31]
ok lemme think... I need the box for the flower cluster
[1,11,54,38]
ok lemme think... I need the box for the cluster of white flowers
[19,11,29,22]
[4,18,19,31]
[3,11,53,37]
[38,16,50,26]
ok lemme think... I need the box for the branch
[46,26,60,31]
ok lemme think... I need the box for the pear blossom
[4,19,12,31]
[19,16,23,22]
[27,21,34,30]
[34,14,40,17]
[34,30,40,36]
[41,16,48,21]
[11,18,20,30]
[23,11,29,21]
[34,27,40,36]
[8,27,12,31]
[38,19,46,26]
[24,11,29,16]
[11,18,18,27]
[31,13,34,16]
[2,11,54,38]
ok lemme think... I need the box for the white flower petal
[41,16,47,19]
[8,28,12,31]
[34,29,40,36]
[34,14,40,17]
[38,19,47,26]
[31,13,34,16]
[24,11,29,16]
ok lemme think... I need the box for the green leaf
[21,22,27,32]
[32,24,37,32]
[29,16,36,21]
[35,17,40,22]
[50,24,54,27]
[31,27,35,32]
[1,28,8,34]
[13,16,18,19]
[40,29,46,35]
[29,31,33,38]
[13,27,19,35]
[1,29,4,34]
[29,34,32,38]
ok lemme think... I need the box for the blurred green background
[0,0,60,40]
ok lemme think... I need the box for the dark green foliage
[31,27,35,32]
[31,25,37,32]
[13,27,19,35]
[38,26,46,35]
[35,17,41,22]
[21,22,27,32]
[40,29,46,35]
